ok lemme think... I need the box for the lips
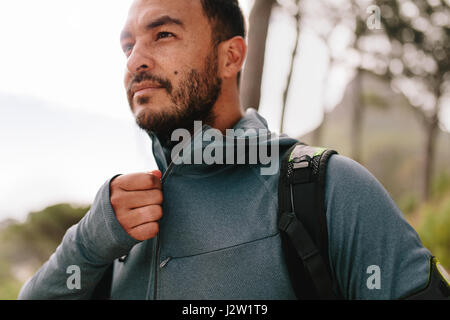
[132,82,164,97]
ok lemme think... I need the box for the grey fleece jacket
[18,109,432,300]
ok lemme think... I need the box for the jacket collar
[147,108,296,175]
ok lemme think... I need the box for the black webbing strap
[278,142,338,300]
[279,211,336,299]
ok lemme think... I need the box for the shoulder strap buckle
[292,155,311,169]
[278,211,296,232]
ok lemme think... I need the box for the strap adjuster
[278,211,296,232]
[292,155,311,169]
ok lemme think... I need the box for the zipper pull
[159,257,172,269]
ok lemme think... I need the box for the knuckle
[149,222,159,237]
[111,191,126,207]
[110,177,119,188]
[130,222,159,241]
[111,175,124,188]
[153,190,163,204]
[150,206,163,220]
[110,194,120,207]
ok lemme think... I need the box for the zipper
[151,124,209,300]
[152,160,176,300]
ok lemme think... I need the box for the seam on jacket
[249,165,278,205]
[168,232,281,260]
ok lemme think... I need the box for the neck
[210,81,244,133]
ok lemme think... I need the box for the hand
[110,170,163,241]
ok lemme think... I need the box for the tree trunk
[313,55,335,146]
[312,113,326,146]
[240,0,276,111]
[280,1,301,133]
[421,115,439,201]
[350,69,365,164]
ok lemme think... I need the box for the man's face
[121,0,222,142]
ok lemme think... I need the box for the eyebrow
[146,15,185,31]
[121,15,185,42]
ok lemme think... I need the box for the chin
[131,104,144,117]
[132,99,154,113]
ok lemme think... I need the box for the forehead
[123,0,208,33]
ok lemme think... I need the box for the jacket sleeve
[18,177,140,300]
[325,155,433,300]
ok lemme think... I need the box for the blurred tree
[350,68,366,163]
[240,0,277,110]
[0,203,89,299]
[308,0,360,147]
[311,0,449,190]
[415,173,450,268]
[242,0,448,199]
[1,204,89,263]
[280,0,301,133]
[373,0,450,201]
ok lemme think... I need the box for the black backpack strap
[278,142,339,300]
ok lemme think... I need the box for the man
[18,0,442,300]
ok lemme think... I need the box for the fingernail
[150,170,162,180]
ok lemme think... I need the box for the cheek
[124,70,132,89]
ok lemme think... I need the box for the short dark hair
[200,0,246,85]
[200,0,246,45]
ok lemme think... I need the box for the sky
[0,0,448,222]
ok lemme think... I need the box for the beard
[127,48,222,146]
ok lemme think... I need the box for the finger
[111,189,163,210]
[149,170,162,180]
[114,172,162,191]
[120,205,163,229]
[124,189,163,209]
[129,222,159,241]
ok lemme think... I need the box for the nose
[126,43,155,74]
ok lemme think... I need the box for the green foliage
[432,171,450,200]
[398,194,419,215]
[0,260,23,300]
[414,174,450,270]
[0,203,89,300]
[417,194,450,269]
[2,203,89,262]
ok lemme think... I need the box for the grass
[405,173,450,270]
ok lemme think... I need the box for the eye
[156,31,175,40]
[122,44,134,55]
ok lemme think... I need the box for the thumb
[149,170,162,180]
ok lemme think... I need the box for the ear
[218,36,247,80]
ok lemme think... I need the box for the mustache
[127,72,173,98]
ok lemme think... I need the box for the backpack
[92,142,339,300]
[278,142,340,300]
